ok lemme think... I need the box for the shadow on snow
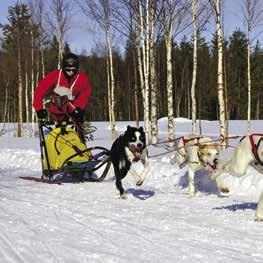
[178,170,219,194]
[127,188,155,200]
[213,202,257,211]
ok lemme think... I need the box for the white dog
[171,135,229,196]
[211,134,263,221]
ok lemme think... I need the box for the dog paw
[255,216,263,222]
[187,192,196,197]
[170,157,176,165]
[120,194,128,200]
[218,187,229,193]
[136,180,143,186]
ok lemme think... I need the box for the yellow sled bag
[43,127,91,171]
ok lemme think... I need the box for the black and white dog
[110,125,149,199]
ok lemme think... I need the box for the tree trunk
[106,56,112,124]
[0,81,9,135]
[139,0,150,143]
[105,26,117,138]
[25,60,29,125]
[133,51,139,127]
[191,0,197,135]
[149,3,158,145]
[216,0,227,147]
[166,33,175,146]
[255,94,260,119]
[17,26,23,137]
[247,27,251,134]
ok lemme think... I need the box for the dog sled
[34,119,111,183]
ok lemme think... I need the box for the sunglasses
[65,68,77,73]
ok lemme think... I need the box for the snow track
[0,121,263,262]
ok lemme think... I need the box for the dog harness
[249,134,263,166]
[180,136,204,165]
[128,144,143,162]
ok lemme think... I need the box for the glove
[36,109,47,120]
[70,107,84,122]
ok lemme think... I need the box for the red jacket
[33,69,91,114]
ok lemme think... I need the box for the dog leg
[188,166,195,196]
[256,192,263,221]
[215,176,229,193]
[129,166,145,186]
[129,166,140,181]
[114,166,127,199]
[137,153,149,186]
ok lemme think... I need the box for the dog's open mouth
[205,162,217,173]
[129,144,143,154]
[128,144,143,162]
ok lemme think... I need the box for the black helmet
[62,53,79,72]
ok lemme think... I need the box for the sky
[0,119,263,262]
[0,0,262,55]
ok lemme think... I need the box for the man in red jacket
[34,53,91,125]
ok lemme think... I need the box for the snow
[0,119,262,262]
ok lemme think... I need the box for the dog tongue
[130,144,142,153]
[205,165,215,174]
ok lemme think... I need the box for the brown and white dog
[211,134,263,221]
[170,135,229,196]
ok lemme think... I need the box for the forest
[0,0,262,139]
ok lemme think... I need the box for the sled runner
[37,120,111,183]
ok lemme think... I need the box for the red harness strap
[182,136,202,145]
[249,134,263,166]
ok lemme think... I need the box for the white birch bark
[191,0,197,135]
[106,29,116,134]
[25,61,29,125]
[246,0,252,134]
[138,0,150,143]
[0,81,9,135]
[17,25,23,137]
[77,0,116,137]
[38,0,45,78]
[215,0,227,147]
[163,0,175,147]
[106,56,112,124]
[56,1,63,68]
[149,4,158,145]
[104,0,117,139]
[49,0,72,69]
[31,28,35,136]
[133,51,140,128]
[3,82,9,124]
[166,32,175,146]
[247,33,251,133]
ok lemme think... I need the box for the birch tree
[162,0,189,146]
[191,0,211,134]
[149,1,158,144]
[191,0,198,134]
[209,0,227,147]
[162,0,176,146]
[242,0,263,134]
[78,0,117,139]
[48,0,72,68]
[139,0,151,142]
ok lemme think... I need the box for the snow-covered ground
[0,119,262,263]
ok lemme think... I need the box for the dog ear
[139,126,144,132]
[127,125,131,130]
